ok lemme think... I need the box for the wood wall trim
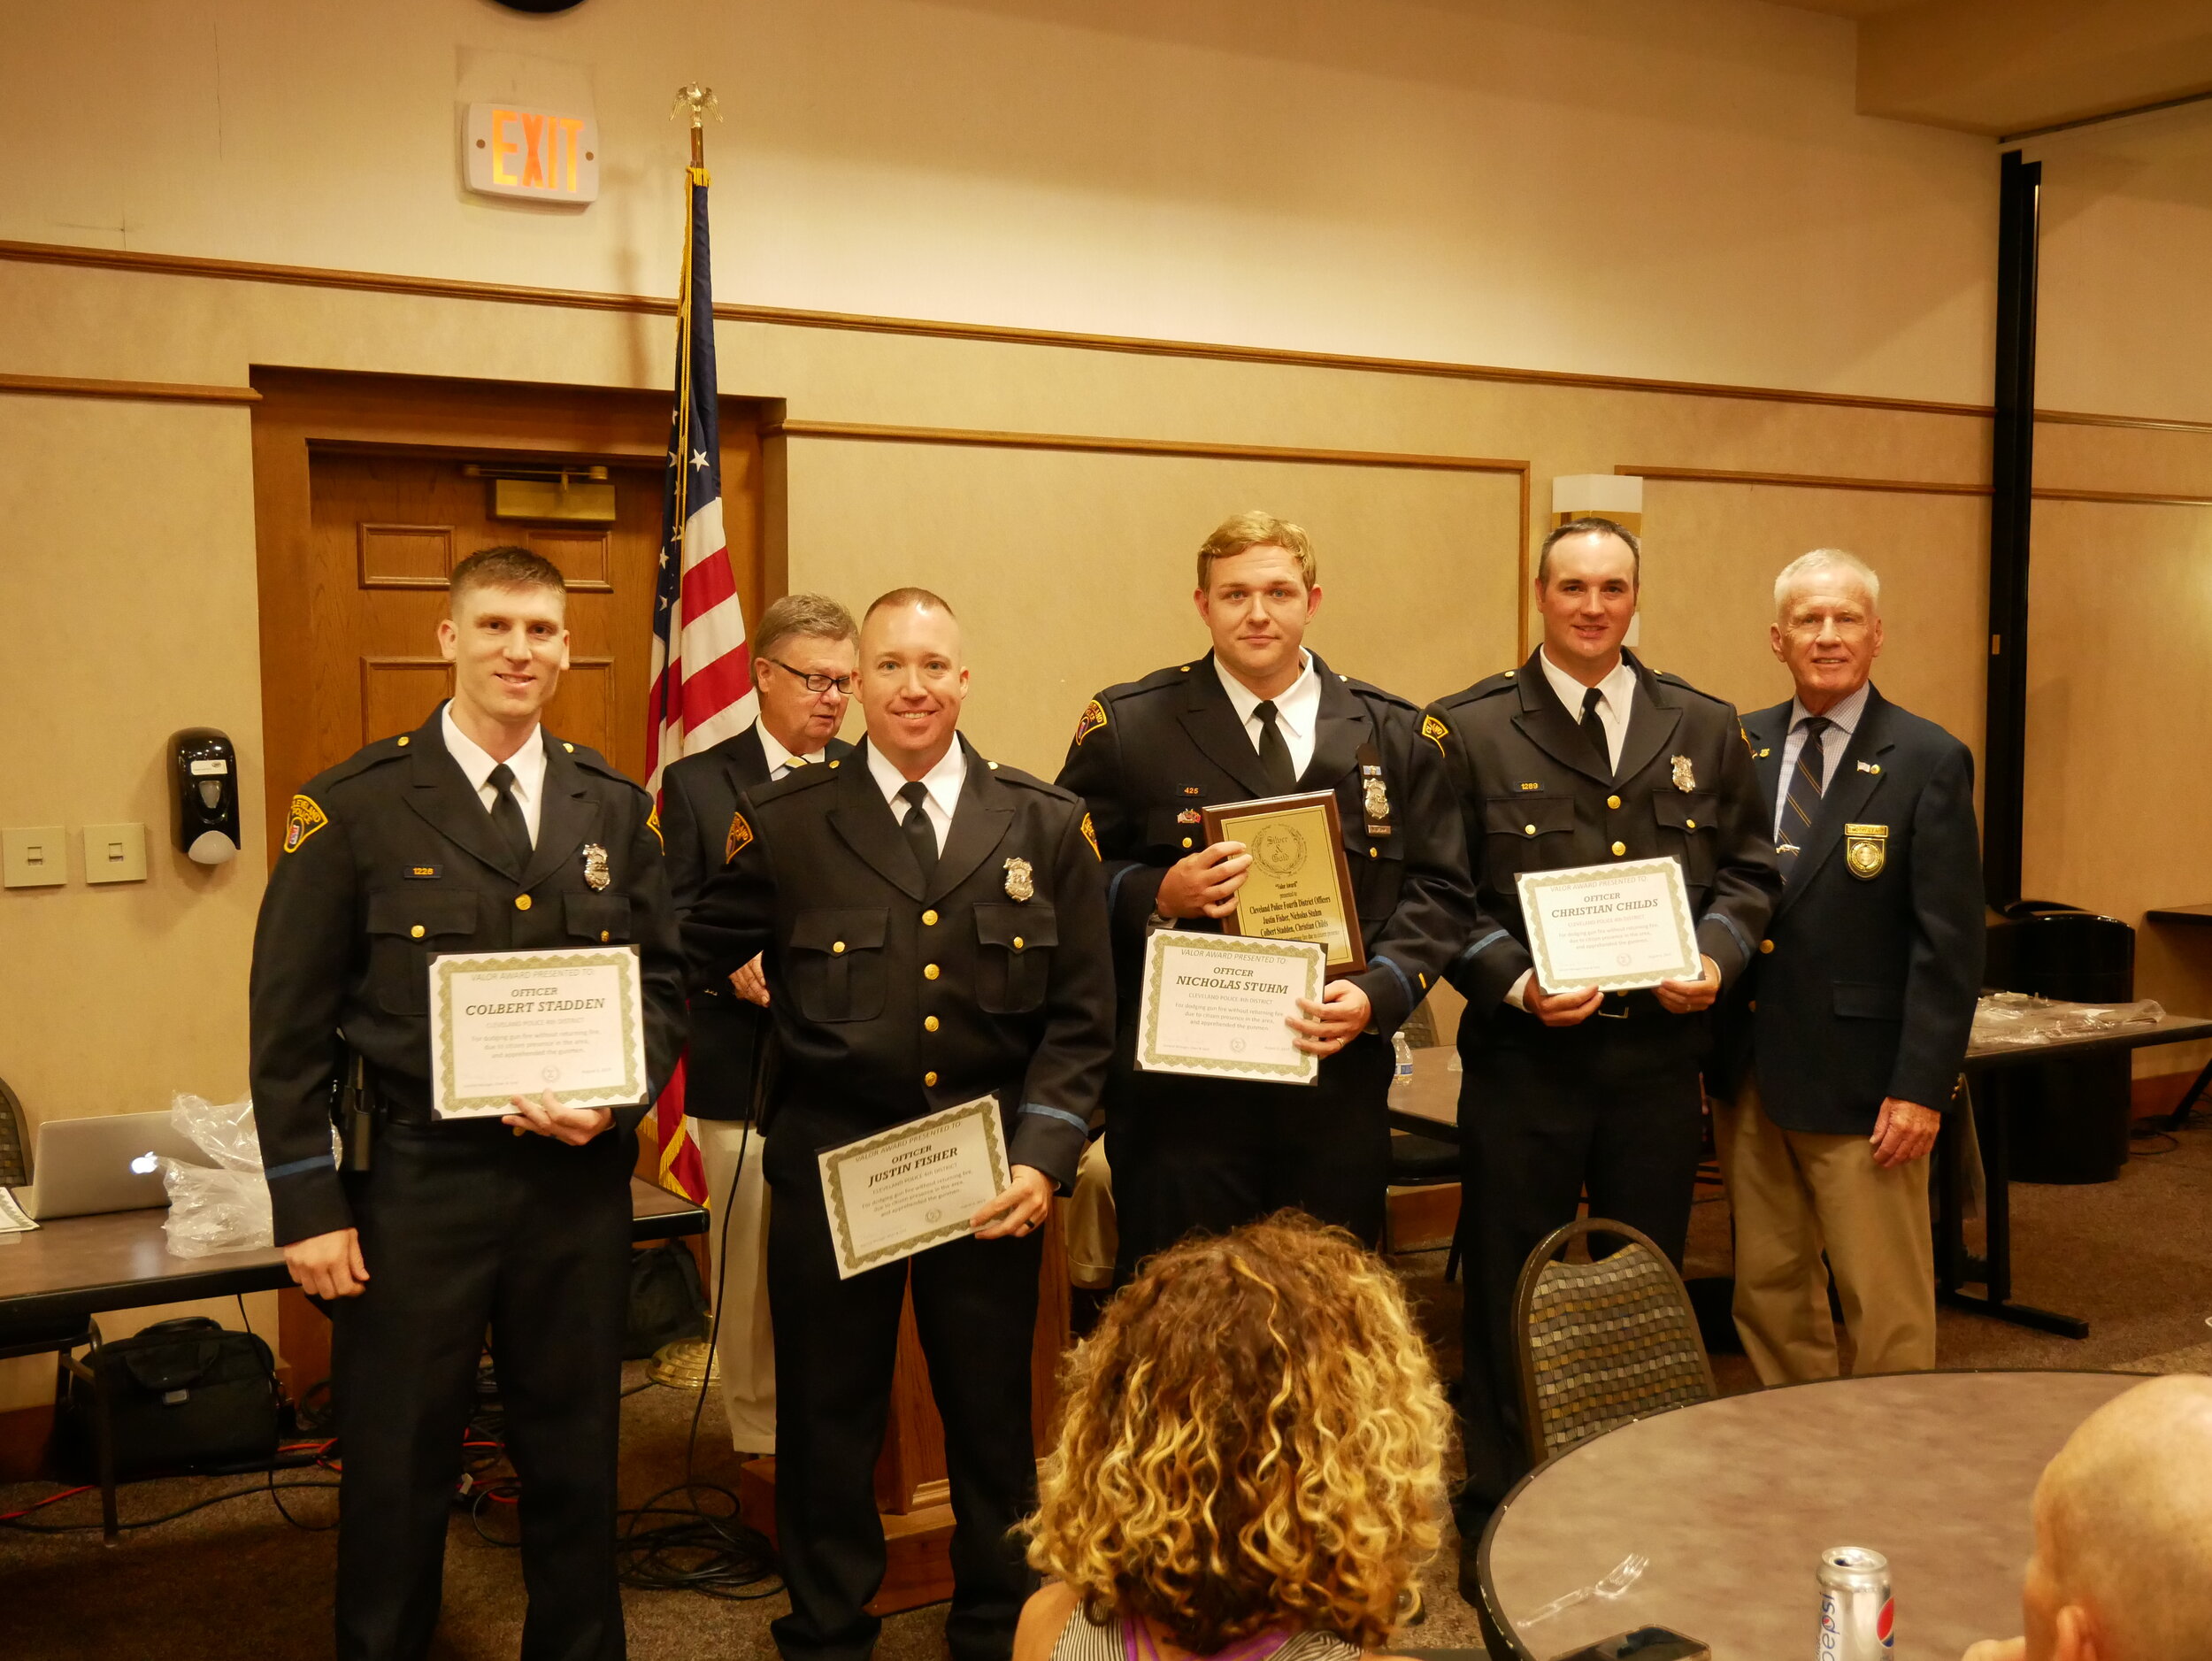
[0,235,2074,427]
[0,370,258,406]
[2032,486,2212,508]
[1628,465,2212,508]
[771,418,1528,474]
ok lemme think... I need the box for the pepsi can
[1816,1546,1893,1658]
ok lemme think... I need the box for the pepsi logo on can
[1816,1545,1893,1658]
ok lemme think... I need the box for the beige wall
[4,0,2212,1410]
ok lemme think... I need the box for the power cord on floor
[611,1116,781,1600]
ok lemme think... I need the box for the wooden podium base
[738,1456,959,1615]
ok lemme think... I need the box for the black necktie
[1579,686,1611,774]
[1778,716,1832,880]
[898,781,938,884]
[487,762,533,866]
[1254,700,1297,794]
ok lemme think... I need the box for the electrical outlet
[82,823,149,884]
[3,826,68,888]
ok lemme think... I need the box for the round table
[1477,1369,2139,1661]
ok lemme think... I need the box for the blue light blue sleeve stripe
[264,1154,334,1181]
[1372,954,1415,1010]
[1105,864,1136,917]
[1020,1103,1090,1135]
[1709,912,1754,964]
[1452,928,1513,975]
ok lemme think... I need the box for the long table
[0,1176,706,1327]
[1386,1011,2212,1339]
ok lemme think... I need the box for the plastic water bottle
[1390,1030,1415,1102]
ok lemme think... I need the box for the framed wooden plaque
[1199,789,1367,978]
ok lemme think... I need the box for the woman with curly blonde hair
[1014,1212,1451,1661]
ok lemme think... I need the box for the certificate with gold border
[818,1096,1011,1279]
[1136,931,1325,1085]
[1200,790,1366,976]
[428,945,649,1119]
[1515,857,1701,994]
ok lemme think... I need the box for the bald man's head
[2024,1374,2212,1661]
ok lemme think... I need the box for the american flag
[641,157,753,1203]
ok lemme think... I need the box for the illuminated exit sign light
[464,103,600,204]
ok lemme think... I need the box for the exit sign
[464,103,600,204]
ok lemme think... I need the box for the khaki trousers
[692,1116,775,1453]
[1711,1080,1936,1385]
[1064,1134,1116,1290]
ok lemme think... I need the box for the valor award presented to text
[1200,790,1366,976]
[427,945,649,1119]
[1135,931,1325,1085]
[1515,857,1702,994]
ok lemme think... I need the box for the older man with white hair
[1963,1373,2212,1661]
[1711,549,1984,1382]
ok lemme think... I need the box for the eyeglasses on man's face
[765,657,854,696]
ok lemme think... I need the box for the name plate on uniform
[1135,931,1324,1085]
[427,945,649,1119]
[1200,790,1366,976]
[818,1096,1012,1279]
[1516,857,1701,994]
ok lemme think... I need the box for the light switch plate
[82,822,149,884]
[3,826,68,888]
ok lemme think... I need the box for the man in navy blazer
[1712,549,1983,1382]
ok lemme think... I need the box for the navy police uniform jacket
[681,737,1114,1190]
[1712,686,1984,1134]
[1054,651,1472,1035]
[661,725,855,1120]
[1427,649,1780,1027]
[247,704,687,1245]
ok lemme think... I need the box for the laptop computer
[12,1112,214,1222]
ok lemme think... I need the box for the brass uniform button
[1182,837,1193,850]
[1686,818,1697,830]
[1610,841,1627,857]
[1368,847,1379,858]
[600,930,611,942]
[515,895,532,911]
[396,735,410,747]
[1760,939,1775,955]
[924,1071,938,1087]
[925,1016,940,1033]
[1748,999,1757,1012]
[410,925,426,939]
[1523,823,1537,836]
[833,941,847,954]
[1607,795,1621,810]
[925,964,940,980]
[922,909,938,926]
[1012,936,1025,950]
[563,742,574,753]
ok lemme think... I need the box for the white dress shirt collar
[1787,680,1871,743]
[865,735,968,844]
[442,702,546,842]
[1535,649,1639,773]
[756,718,827,779]
[1214,649,1322,781]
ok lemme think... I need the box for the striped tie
[1778,715,1831,880]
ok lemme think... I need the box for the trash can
[1981,902,2135,1184]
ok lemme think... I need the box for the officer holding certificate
[248,546,687,1661]
[683,587,1113,1661]
[1424,517,1778,1560]
[1056,511,1471,1276]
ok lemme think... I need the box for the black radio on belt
[334,1053,373,1173]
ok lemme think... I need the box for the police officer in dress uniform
[250,547,687,1661]
[659,594,858,1455]
[1425,518,1779,1566]
[1056,511,1471,1278]
[683,588,1113,1661]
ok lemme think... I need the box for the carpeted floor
[4,1114,2206,1660]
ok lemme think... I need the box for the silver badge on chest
[581,843,611,890]
[1003,856,1034,902]
[1671,755,1696,793]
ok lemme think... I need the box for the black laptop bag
[60,1316,281,1481]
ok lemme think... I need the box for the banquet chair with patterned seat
[1511,1217,1716,1466]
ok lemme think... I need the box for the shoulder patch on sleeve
[282,794,328,854]
[647,804,664,849]
[1072,698,1109,748]
[724,809,755,865]
[1080,811,1101,861]
[1420,713,1450,755]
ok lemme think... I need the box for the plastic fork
[1517,1551,1651,1626]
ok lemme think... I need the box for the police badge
[1671,755,1695,793]
[1003,856,1034,901]
[1844,824,1888,880]
[1363,775,1390,822]
[581,843,612,890]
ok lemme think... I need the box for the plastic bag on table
[161,1091,275,1257]
[1970,991,2166,1050]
